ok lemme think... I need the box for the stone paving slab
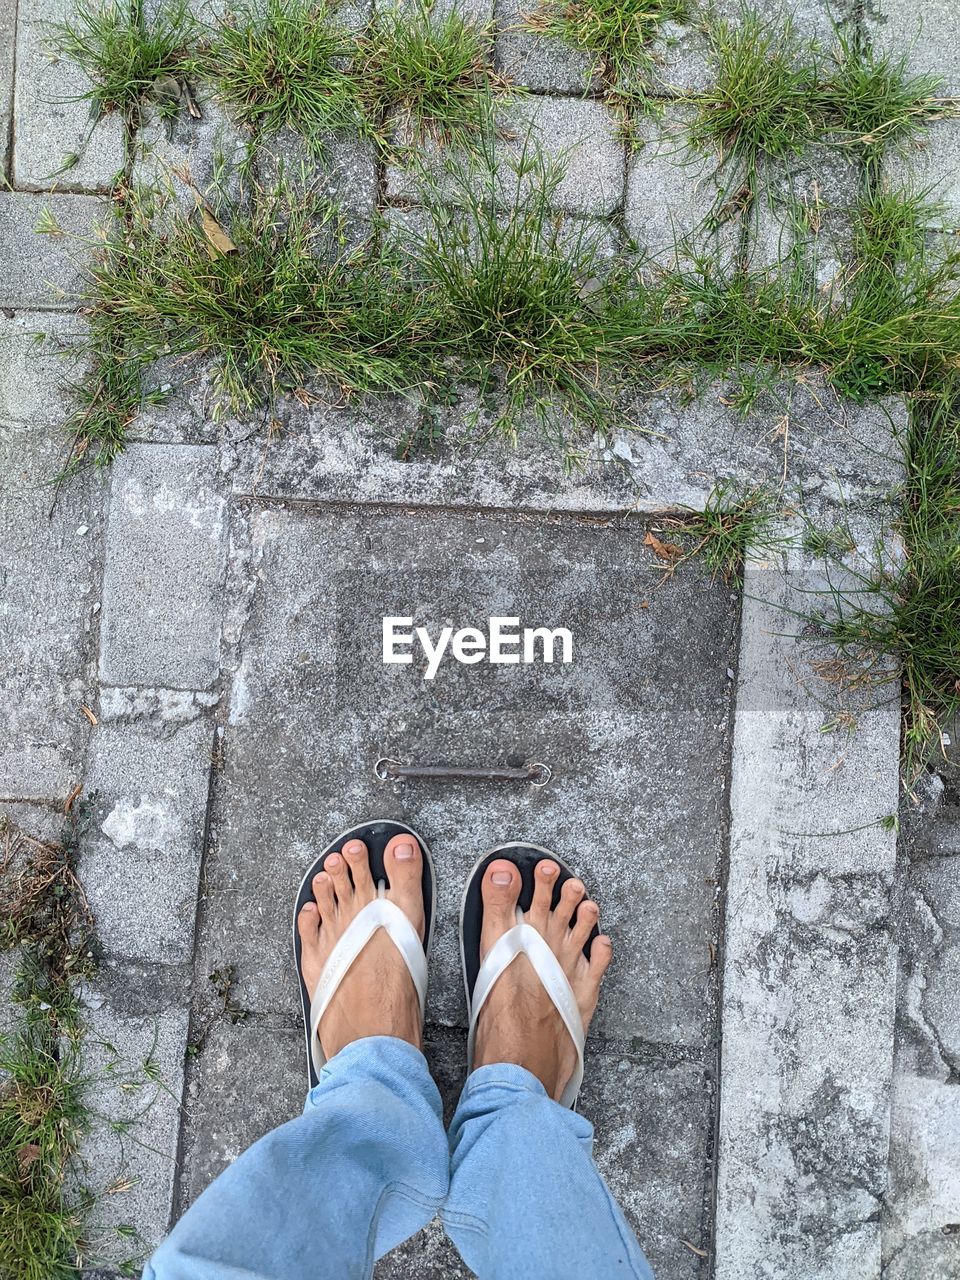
[884,784,960,1278]
[0,314,103,802]
[886,120,960,229]
[385,94,624,215]
[624,108,738,271]
[493,0,599,94]
[78,693,217,964]
[13,0,124,192]
[198,503,737,1054]
[0,191,105,309]
[225,375,903,520]
[750,145,860,283]
[869,0,960,100]
[0,4,15,178]
[98,444,229,690]
[73,962,191,1269]
[715,542,902,1280]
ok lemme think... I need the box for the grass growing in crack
[674,481,785,585]
[84,179,433,416]
[821,31,947,166]
[0,810,96,1280]
[812,391,960,772]
[687,8,823,182]
[201,0,359,146]
[522,0,687,86]
[51,0,200,123]
[354,0,499,143]
[401,142,626,445]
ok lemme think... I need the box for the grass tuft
[813,391,960,773]
[401,141,626,444]
[821,30,947,163]
[523,0,687,85]
[688,8,822,178]
[0,812,96,1280]
[354,0,499,143]
[201,0,358,145]
[675,481,785,585]
[83,178,433,417]
[51,0,200,121]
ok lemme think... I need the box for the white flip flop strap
[467,922,585,1109]
[308,894,427,1079]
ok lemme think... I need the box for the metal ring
[527,762,552,788]
[374,757,400,781]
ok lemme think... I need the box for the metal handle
[375,758,552,787]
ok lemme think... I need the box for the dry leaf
[643,529,682,562]
[17,1144,41,1178]
[682,1241,708,1259]
[79,703,98,726]
[201,208,238,259]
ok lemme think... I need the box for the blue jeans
[145,1036,654,1279]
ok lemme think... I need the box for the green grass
[353,0,499,143]
[83,179,433,419]
[821,31,947,165]
[812,391,960,772]
[400,142,626,444]
[685,8,823,176]
[51,0,200,121]
[522,0,688,85]
[0,814,96,1280]
[200,0,359,145]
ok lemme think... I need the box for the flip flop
[293,818,436,1090]
[459,841,600,1110]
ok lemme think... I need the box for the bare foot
[472,857,613,1101]
[296,834,425,1060]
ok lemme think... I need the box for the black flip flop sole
[459,842,600,1009]
[292,818,435,1090]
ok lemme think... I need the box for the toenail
[327,854,342,869]
[542,863,558,877]
[344,840,363,855]
[394,842,414,860]
[492,870,513,885]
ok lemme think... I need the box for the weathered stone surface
[870,0,960,99]
[99,444,229,690]
[885,773,960,1278]
[497,96,625,216]
[197,504,737,1055]
[0,308,87,426]
[73,964,190,1266]
[625,109,738,270]
[714,540,902,1280]
[494,0,599,94]
[178,1017,306,1211]
[584,1051,713,1278]
[79,701,215,963]
[886,121,960,229]
[14,0,124,191]
[385,95,624,215]
[0,315,104,801]
[227,376,903,521]
[750,146,860,285]
[255,127,378,224]
[0,4,15,178]
[0,192,105,309]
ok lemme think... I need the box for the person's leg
[146,833,448,1280]
[442,856,655,1280]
